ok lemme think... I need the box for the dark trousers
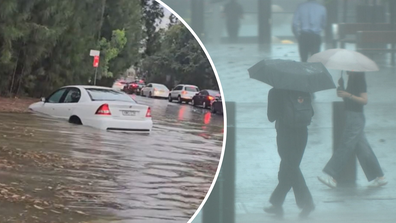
[323,111,384,181]
[298,32,321,62]
[269,126,314,209]
[226,20,240,43]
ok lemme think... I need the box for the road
[0,95,224,223]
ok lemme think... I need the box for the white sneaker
[318,175,337,188]
[368,177,388,188]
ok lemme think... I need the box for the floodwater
[0,95,224,223]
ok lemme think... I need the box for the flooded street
[0,95,224,223]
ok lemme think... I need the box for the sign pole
[90,50,100,86]
[94,67,98,86]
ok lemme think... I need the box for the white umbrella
[307,48,379,72]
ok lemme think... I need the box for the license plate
[121,110,138,116]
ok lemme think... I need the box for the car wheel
[203,101,208,109]
[149,92,152,98]
[192,99,196,106]
[168,95,172,102]
[211,105,216,114]
[69,116,82,125]
[178,95,182,103]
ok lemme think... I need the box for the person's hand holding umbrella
[337,89,351,99]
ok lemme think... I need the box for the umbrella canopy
[248,59,336,93]
[307,48,379,72]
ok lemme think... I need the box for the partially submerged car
[29,85,153,133]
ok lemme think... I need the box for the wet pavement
[0,95,224,223]
[191,42,396,223]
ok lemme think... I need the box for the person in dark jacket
[222,0,243,43]
[318,71,387,188]
[264,88,315,218]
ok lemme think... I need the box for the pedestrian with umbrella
[248,59,336,218]
[309,49,387,188]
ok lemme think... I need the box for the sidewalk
[193,42,396,223]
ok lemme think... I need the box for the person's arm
[267,88,282,122]
[337,90,368,105]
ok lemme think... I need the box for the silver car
[168,84,200,103]
[141,83,169,98]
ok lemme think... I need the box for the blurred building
[162,0,393,45]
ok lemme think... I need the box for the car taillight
[146,107,151,117]
[153,88,157,92]
[208,96,214,100]
[182,91,187,95]
[95,104,111,115]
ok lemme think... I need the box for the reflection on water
[0,103,223,223]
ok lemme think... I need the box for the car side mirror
[41,97,46,102]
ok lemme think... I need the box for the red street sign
[93,56,99,67]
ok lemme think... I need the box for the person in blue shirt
[292,0,327,62]
[222,0,244,43]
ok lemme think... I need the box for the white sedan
[141,83,169,98]
[29,85,153,133]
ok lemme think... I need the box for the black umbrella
[248,59,336,93]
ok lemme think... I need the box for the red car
[123,80,145,94]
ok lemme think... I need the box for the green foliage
[140,0,164,58]
[0,0,141,97]
[140,23,218,90]
[98,29,127,78]
[0,0,217,97]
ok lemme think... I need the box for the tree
[140,0,164,58]
[0,0,144,97]
[98,29,127,78]
[141,23,218,90]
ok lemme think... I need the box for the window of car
[185,86,199,92]
[200,90,208,96]
[172,86,181,91]
[47,88,68,103]
[85,88,136,103]
[154,84,168,89]
[146,84,152,88]
[63,88,81,103]
[207,90,220,96]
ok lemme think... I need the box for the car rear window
[207,90,220,96]
[86,88,136,102]
[186,86,199,92]
[154,84,168,89]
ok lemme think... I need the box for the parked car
[112,79,127,91]
[123,81,145,94]
[141,83,169,98]
[168,84,200,103]
[191,89,221,109]
[28,85,153,133]
[211,96,223,115]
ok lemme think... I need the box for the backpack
[281,91,314,127]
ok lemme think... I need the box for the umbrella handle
[337,71,345,91]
